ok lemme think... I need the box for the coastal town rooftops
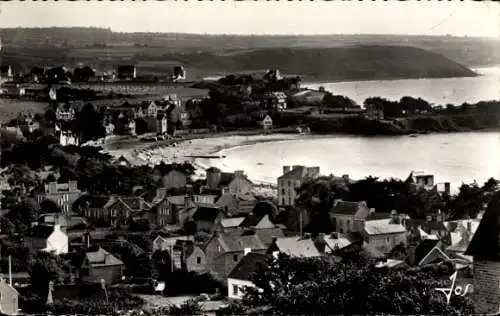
[193,206,222,222]
[241,227,285,247]
[220,217,246,228]
[86,247,124,267]
[228,252,268,281]
[211,231,266,253]
[465,193,500,259]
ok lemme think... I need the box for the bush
[216,300,246,316]
[153,299,202,316]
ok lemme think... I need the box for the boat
[409,134,418,138]
[256,162,264,165]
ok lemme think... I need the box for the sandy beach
[103,133,311,180]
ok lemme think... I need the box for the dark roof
[30,225,54,238]
[331,201,369,215]
[465,193,500,259]
[61,251,87,268]
[193,206,222,222]
[219,172,236,187]
[240,214,265,228]
[247,227,285,246]
[228,252,269,281]
[88,196,111,209]
[206,167,221,173]
[174,239,196,258]
[365,212,391,221]
[118,197,146,210]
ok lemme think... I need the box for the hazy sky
[0,1,498,37]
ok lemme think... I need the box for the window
[233,254,238,262]
[232,284,238,296]
[281,189,285,195]
[197,257,201,264]
[217,245,222,252]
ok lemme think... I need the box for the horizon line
[0,26,497,40]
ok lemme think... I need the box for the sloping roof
[274,236,320,258]
[365,212,392,221]
[220,217,245,228]
[465,193,500,259]
[323,234,353,252]
[30,224,54,238]
[364,219,407,235]
[193,206,222,222]
[419,246,450,266]
[278,166,308,180]
[88,196,112,209]
[86,247,124,267]
[241,228,285,247]
[167,195,186,206]
[228,252,268,281]
[240,214,266,228]
[118,197,146,210]
[216,232,266,253]
[331,201,369,216]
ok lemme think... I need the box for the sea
[197,66,500,191]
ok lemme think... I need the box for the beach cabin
[261,115,273,130]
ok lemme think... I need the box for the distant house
[152,235,194,253]
[261,115,273,130]
[152,165,189,189]
[117,65,137,80]
[218,217,246,232]
[192,206,224,232]
[55,103,76,121]
[205,168,254,195]
[406,171,435,191]
[84,247,125,284]
[42,224,69,255]
[59,130,80,147]
[330,200,387,234]
[172,66,186,82]
[24,225,58,253]
[227,252,268,299]
[362,218,407,254]
[277,165,320,207]
[0,66,13,82]
[315,232,353,255]
[204,231,267,281]
[268,235,321,258]
[215,193,256,216]
[172,240,206,273]
[241,227,285,248]
[240,214,275,230]
[0,275,19,315]
[104,120,115,136]
[35,181,81,214]
[262,92,287,110]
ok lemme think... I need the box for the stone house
[42,224,69,255]
[215,193,256,216]
[84,247,125,284]
[227,252,268,300]
[172,240,206,273]
[277,165,320,207]
[329,200,387,234]
[152,165,189,189]
[192,206,224,232]
[152,235,194,253]
[465,194,500,314]
[240,214,275,230]
[59,130,80,147]
[217,217,246,232]
[204,231,266,282]
[205,168,254,195]
[35,181,81,214]
[268,235,321,258]
[315,232,353,255]
[362,218,407,254]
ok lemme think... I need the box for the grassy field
[0,99,47,121]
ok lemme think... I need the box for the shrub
[216,300,246,316]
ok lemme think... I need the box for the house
[0,275,19,315]
[364,107,385,121]
[84,247,125,284]
[316,232,353,255]
[268,235,321,258]
[152,165,188,189]
[405,171,435,191]
[42,224,69,255]
[227,252,268,300]
[277,165,320,207]
[240,214,275,230]
[204,231,267,281]
[24,225,58,252]
[156,112,168,135]
[143,188,170,228]
[261,115,273,130]
[329,200,393,234]
[465,193,500,314]
[59,130,80,147]
[218,217,246,231]
[262,92,287,110]
[172,240,206,273]
[362,218,407,254]
[55,103,76,121]
[192,206,224,232]
[152,235,194,253]
[35,181,81,214]
[117,65,137,80]
[205,168,254,195]
[215,193,256,216]
[241,227,285,248]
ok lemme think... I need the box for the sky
[0,1,498,37]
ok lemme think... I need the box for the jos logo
[434,271,472,305]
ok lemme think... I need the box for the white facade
[60,131,79,146]
[262,115,273,130]
[44,225,69,255]
[227,278,256,299]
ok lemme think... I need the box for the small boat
[409,134,418,138]
[256,162,264,165]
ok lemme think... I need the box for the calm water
[202,132,500,191]
[305,66,500,106]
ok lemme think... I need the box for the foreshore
[103,130,315,181]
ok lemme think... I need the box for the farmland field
[0,99,47,122]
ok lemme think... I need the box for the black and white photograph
[0,1,497,315]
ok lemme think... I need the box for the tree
[6,198,40,234]
[244,253,474,315]
[40,199,63,214]
[28,251,66,299]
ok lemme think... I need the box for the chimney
[444,182,451,195]
[283,166,291,175]
[303,233,311,239]
[342,174,349,182]
[467,221,472,233]
[234,170,244,177]
[244,248,251,256]
[292,165,302,171]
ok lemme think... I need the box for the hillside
[0,28,498,66]
[1,43,477,82]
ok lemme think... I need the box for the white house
[43,224,69,255]
[261,115,273,130]
[227,251,267,299]
[59,130,79,147]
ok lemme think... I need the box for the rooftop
[273,236,321,258]
[331,201,369,216]
[364,219,407,235]
[228,252,268,281]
